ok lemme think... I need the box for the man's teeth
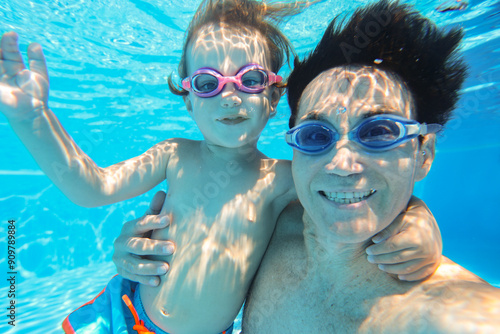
[321,190,376,204]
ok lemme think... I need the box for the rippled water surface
[0,0,499,332]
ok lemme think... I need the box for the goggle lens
[357,119,402,148]
[240,70,267,88]
[192,73,219,93]
[295,124,335,153]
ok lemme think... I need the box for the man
[242,1,500,332]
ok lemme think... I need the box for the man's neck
[301,212,390,288]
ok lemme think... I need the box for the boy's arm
[366,196,442,281]
[1,32,170,207]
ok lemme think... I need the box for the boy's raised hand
[0,32,49,120]
[366,196,442,281]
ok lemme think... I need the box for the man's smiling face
[291,66,434,243]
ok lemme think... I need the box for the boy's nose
[220,84,242,108]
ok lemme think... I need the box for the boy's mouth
[217,115,249,125]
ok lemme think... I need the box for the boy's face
[183,24,281,150]
[291,66,435,243]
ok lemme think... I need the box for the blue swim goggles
[285,115,442,154]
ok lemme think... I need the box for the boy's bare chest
[157,156,280,247]
[165,157,277,219]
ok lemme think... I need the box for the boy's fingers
[367,249,422,265]
[122,214,170,235]
[27,43,48,80]
[372,215,404,243]
[137,214,171,232]
[124,257,169,276]
[399,263,437,281]
[366,234,414,255]
[115,268,162,287]
[0,32,25,76]
[113,255,169,277]
[376,258,424,275]
[145,191,166,215]
[125,237,175,256]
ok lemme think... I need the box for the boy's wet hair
[169,0,308,96]
[287,0,467,128]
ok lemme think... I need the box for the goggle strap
[405,123,421,136]
[269,73,283,85]
[406,122,442,136]
[423,123,443,134]
[284,132,294,146]
[181,78,191,90]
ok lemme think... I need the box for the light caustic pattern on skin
[292,66,429,248]
[296,66,415,127]
[146,156,279,321]
[185,24,276,147]
[139,23,285,328]
[359,257,500,332]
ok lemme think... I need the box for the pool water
[0,0,499,332]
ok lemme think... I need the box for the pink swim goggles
[182,63,282,98]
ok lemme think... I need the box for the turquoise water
[0,0,499,332]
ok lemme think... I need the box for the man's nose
[324,140,363,176]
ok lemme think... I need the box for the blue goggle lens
[356,119,403,148]
[296,124,335,150]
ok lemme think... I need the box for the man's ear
[269,87,283,118]
[415,134,436,181]
[183,95,193,115]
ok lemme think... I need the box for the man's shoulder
[423,256,500,325]
[366,257,500,333]
[415,279,500,333]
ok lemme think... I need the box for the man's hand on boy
[0,32,49,120]
[113,191,175,287]
[366,196,442,281]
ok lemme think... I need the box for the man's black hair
[287,0,467,128]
